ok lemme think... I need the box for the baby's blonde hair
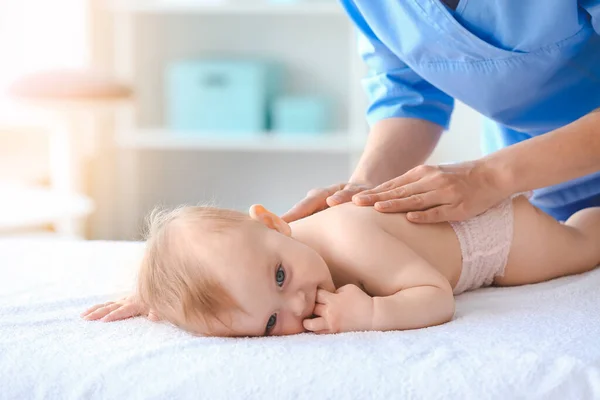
[136,205,250,335]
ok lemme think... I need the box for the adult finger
[280,197,323,223]
[303,317,329,332]
[354,179,438,206]
[406,205,458,224]
[326,185,368,207]
[359,171,424,198]
[374,190,450,213]
[281,184,344,223]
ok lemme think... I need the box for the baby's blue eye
[276,265,285,287]
[266,314,277,333]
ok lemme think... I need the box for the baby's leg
[495,196,600,287]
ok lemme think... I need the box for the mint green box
[166,59,283,133]
[272,96,330,134]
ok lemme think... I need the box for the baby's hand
[81,296,160,322]
[303,284,374,334]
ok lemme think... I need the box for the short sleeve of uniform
[343,2,455,129]
[581,0,600,34]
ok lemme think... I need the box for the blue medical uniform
[341,0,600,221]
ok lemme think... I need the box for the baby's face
[208,221,335,337]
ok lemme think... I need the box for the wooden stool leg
[48,115,94,238]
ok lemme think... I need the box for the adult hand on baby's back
[281,182,372,223]
[303,284,374,334]
[353,161,507,223]
[81,295,159,322]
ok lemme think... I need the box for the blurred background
[0,0,482,241]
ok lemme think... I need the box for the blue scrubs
[341,0,600,221]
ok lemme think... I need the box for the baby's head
[137,204,334,337]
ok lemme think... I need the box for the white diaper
[450,198,515,295]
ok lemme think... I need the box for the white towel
[1,238,600,400]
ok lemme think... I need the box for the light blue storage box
[272,96,330,134]
[166,59,283,133]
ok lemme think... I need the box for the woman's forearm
[350,118,443,187]
[485,109,600,196]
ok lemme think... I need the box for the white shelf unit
[107,1,369,239]
[117,129,367,153]
[0,184,94,236]
[110,0,344,15]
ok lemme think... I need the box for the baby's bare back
[293,198,600,296]
[292,203,463,294]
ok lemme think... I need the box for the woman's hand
[281,182,372,223]
[352,161,508,223]
[81,295,160,322]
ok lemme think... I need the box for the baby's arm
[305,272,454,334]
[371,284,454,331]
[368,243,455,331]
[313,226,455,333]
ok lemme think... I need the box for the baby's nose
[288,290,307,317]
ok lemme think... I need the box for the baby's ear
[249,204,292,236]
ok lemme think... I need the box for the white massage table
[1,238,600,399]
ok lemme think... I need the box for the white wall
[118,103,483,240]
[429,101,482,164]
[87,7,485,240]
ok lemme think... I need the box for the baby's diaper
[450,198,516,295]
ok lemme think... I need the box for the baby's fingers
[313,304,326,317]
[81,302,114,318]
[83,303,121,321]
[101,304,138,322]
[303,316,328,333]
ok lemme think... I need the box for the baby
[82,196,600,337]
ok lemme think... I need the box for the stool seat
[8,69,132,100]
[8,69,134,113]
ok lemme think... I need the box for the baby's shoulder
[310,203,381,238]
[322,202,411,234]
[321,202,390,223]
[318,205,429,294]
[317,203,405,252]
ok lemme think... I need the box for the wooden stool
[6,69,134,238]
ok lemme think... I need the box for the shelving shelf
[105,0,367,239]
[110,0,345,15]
[117,129,365,153]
